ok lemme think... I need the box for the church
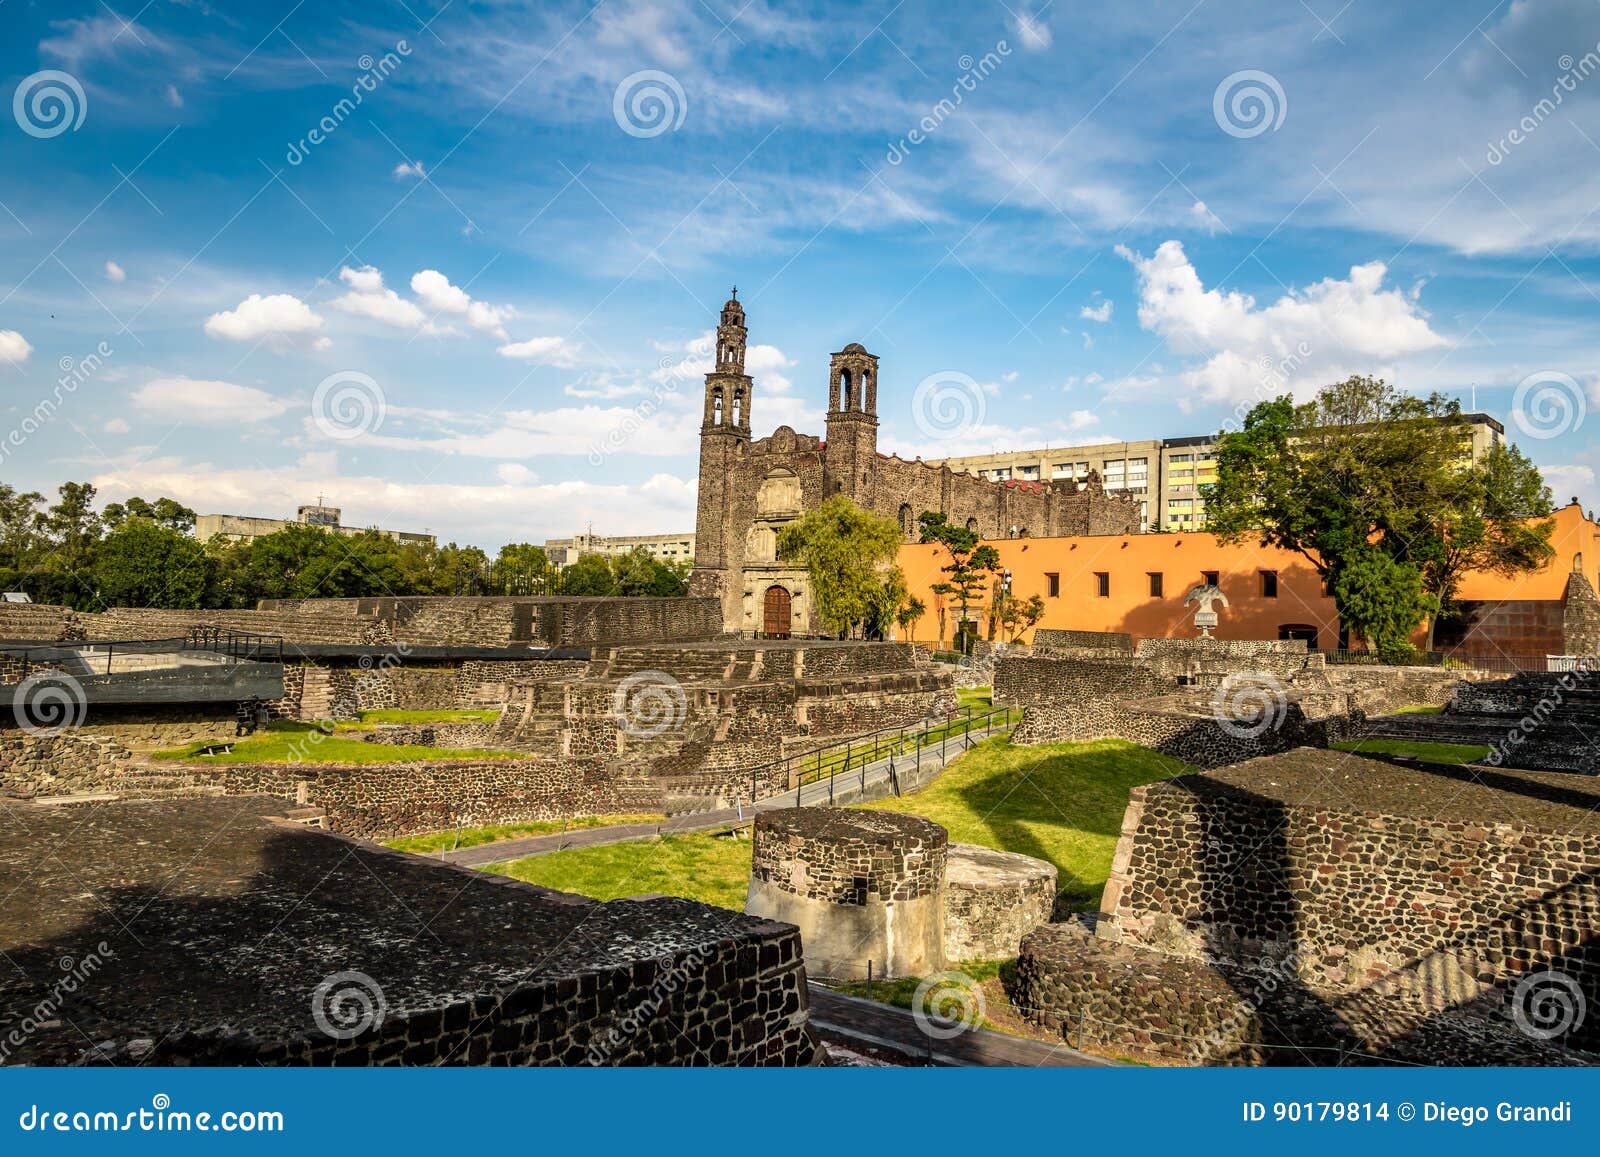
[689,291,1142,636]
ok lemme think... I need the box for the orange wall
[896,502,1600,647]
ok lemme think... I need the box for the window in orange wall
[1260,570,1279,598]
[1046,572,1060,598]
[1148,572,1163,597]
[1202,570,1220,587]
[1095,572,1110,597]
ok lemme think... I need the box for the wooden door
[763,585,792,638]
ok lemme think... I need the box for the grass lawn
[358,708,501,724]
[861,737,1191,909]
[482,736,1190,914]
[1332,737,1491,765]
[385,814,664,855]
[486,833,754,911]
[152,721,528,764]
[957,686,992,709]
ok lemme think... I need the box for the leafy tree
[562,553,618,596]
[997,592,1047,643]
[96,518,210,608]
[918,511,1000,653]
[103,496,196,533]
[1206,376,1552,656]
[895,594,927,641]
[777,496,905,638]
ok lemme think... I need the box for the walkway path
[806,985,1118,1067]
[435,722,1012,869]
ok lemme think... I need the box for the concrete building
[896,499,1597,664]
[924,414,1505,532]
[542,531,695,568]
[194,504,435,548]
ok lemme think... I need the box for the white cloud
[1117,239,1447,405]
[410,269,515,339]
[1541,464,1596,508]
[393,160,426,180]
[497,336,580,366]
[1065,409,1099,432]
[103,260,126,282]
[496,463,537,484]
[1080,300,1113,323]
[329,266,430,330]
[131,377,290,424]
[1013,11,1053,50]
[104,417,130,434]
[653,331,797,392]
[204,293,324,343]
[164,83,182,108]
[0,330,33,366]
[1188,200,1224,235]
[88,455,698,549]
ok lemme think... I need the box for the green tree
[96,518,210,608]
[563,553,617,596]
[103,496,197,533]
[998,592,1047,643]
[895,594,927,641]
[777,496,905,638]
[917,511,1000,653]
[1206,376,1551,657]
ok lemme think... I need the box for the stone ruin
[744,808,1056,980]
[997,635,1478,768]
[0,795,817,1066]
[1013,747,1600,1066]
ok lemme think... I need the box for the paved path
[435,722,1011,869]
[807,985,1118,1067]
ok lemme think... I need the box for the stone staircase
[491,682,569,753]
[298,666,335,722]
[591,646,760,685]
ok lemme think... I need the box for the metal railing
[1321,648,1551,674]
[0,626,283,680]
[743,704,1022,805]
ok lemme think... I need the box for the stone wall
[1032,629,1134,654]
[746,808,947,978]
[1013,748,1600,1064]
[1,729,134,798]
[3,797,818,1067]
[169,756,651,840]
[943,843,1056,961]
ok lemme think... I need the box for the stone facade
[689,292,1141,635]
[942,843,1057,962]
[0,796,818,1066]
[1014,748,1600,1065]
[747,808,948,979]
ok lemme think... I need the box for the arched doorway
[763,585,793,639]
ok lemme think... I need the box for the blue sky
[1,0,1598,548]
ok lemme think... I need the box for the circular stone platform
[746,808,948,979]
[942,843,1057,961]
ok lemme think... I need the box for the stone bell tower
[689,290,751,600]
[823,342,880,508]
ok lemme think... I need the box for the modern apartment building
[924,414,1504,532]
[194,504,436,548]
[543,531,696,567]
